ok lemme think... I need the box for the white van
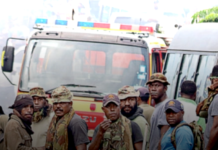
[163,23,218,103]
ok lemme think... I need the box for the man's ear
[193,92,197,100]
[137,97,140,105]
[102,107,106,113]
[164,85,168,92]
[69,101,73,107]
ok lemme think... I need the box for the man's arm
[88,120,111,150]
[76,144,86,150]
[134,142,143,150]
[131,122,143,150]
[158,125,169,150]
[68,118,90,150]
[206,116,218,150]
[196,100,204,116]
[88,129,104,150]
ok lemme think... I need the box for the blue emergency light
[35,18,48,24]
[55,20,68,26]
[78,22,94,27]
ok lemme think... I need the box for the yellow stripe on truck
[1,51,5,67]
[47,97,103,113]
[73,99,103,113]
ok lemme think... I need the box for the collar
[139,103,150,107]
[177,97,196,105]
[11,114,26,129]
[155,98,170,108]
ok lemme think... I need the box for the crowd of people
[1,65,218,150]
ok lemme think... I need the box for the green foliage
[192,6,218,23]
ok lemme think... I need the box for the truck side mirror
[1,46,15,72]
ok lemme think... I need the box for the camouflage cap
[146,73,170,85]
[29,87,47,98]
[118,86,139,100]
[51,86,73,103]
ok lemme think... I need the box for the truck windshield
[19,40,148,94]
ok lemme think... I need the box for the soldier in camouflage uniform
[118,86,150,150]
[45,86,89,150]
[29,87,54,147]
[89,94,143,150]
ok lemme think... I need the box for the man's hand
[99,119,111,134]
[88,119,111,150]
[196,100,204,116]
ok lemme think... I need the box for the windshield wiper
[71,90,104,95]
[45,84,96,93]
[70,90,105,99]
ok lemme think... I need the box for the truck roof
[169,23,218,52]
[29,28,148,48]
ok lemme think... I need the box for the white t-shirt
[177,97,199,123]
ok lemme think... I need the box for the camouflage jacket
[101,116,134,150]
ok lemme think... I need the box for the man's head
[102,94,121,122]
[118,86,139,117]
[29,87,47,112]
[52,86,73,117]
[9,94,34,122]
[165,99,184,127]
[146,73,169,103]
[210,65,218,84]
[137,87,149,105]
[181,80,197,100]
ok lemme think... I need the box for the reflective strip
[110,23,120,30]
[120,24,132,30]
[1,51,5,67]
[94,23,110,29]
[132,25,139,31]
[35,19,154,33]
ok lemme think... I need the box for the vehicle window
[112,53,144,75]
[73,50,106,74]
[162,52,166,61]
[152,53,161,74]
[176,55,199,98]
[20,40,148,94]
[195,55,216,103]
[14,50,24,63]
[163,53,183,99]
[161,52,166,67]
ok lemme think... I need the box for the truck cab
[1,20,149,139]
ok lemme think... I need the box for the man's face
[33,96,46,112]
[148,81,167,102]
[102,102,120,122]
[120,97,137,117]
[212,78,218,84]
[21,105,34,122]
[166,109,184,126]
[53,102,72,117]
